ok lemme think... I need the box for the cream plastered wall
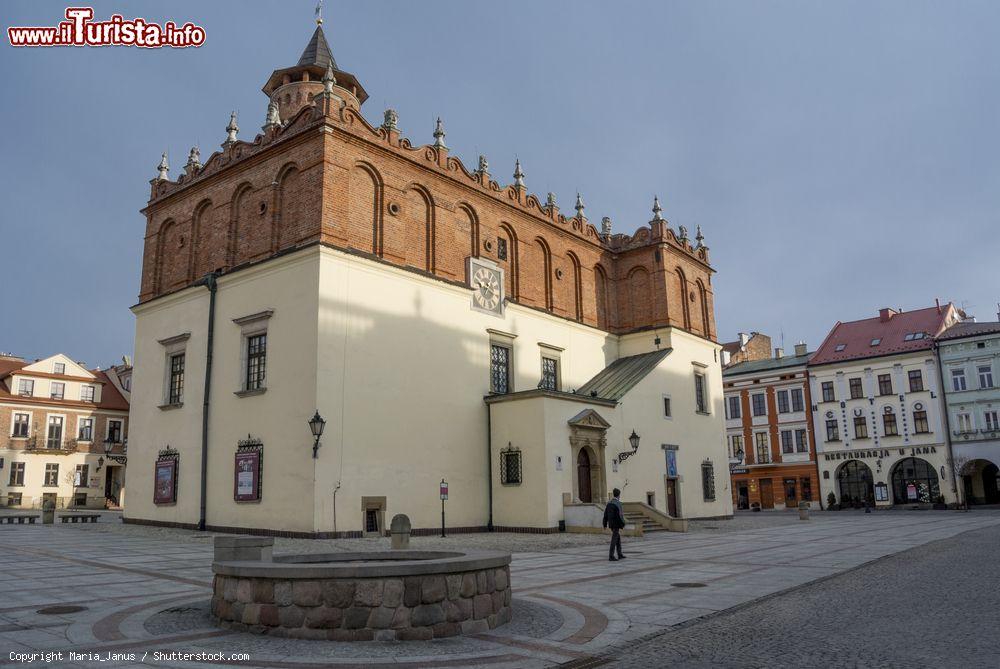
[809,351,955,505]
[127,251,320,532]
[1,450,108,508]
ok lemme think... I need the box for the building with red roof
[1,353,130,511]
[808,302,962,508]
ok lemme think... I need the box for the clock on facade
[466,257,505,316]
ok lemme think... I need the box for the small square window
[870,338,881,347]
[834,344,846,352]
[80,385,95,403]
[663,396,672,418]
[53,362,65,375]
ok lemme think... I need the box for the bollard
[42,499,55,525]
[798,500,810,521]
[390,514,411,549]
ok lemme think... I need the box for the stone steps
[624,511,670,533]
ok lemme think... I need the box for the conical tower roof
[262,25,367,104]
[297,25,338,70]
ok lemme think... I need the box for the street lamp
[734,446,745,463]
[103,435,116,456]
[617,430,641,464]
[308,411,326,458]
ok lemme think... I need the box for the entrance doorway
[837,460,874,507]
[783,478,797,508]
[577,449,592,503]
[665,478,678,517]
[961,460,1000,505]
[759,479,774,509]
[737,483,750,510]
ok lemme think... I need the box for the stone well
[210,537,512,641]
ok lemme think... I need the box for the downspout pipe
[194,272,219,531]
[486,403,494,531]
[934,340,960,507]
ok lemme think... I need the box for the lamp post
[308,411,326,458]
[617,430,641,464]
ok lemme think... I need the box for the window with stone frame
[951,368,966,391]
[74,464,89,487]
[46,416,63,449]
[882,411,898,436]
[752,393,766,416]
[50,382,65,400]
[540,356,559,391]
[53,362,65,375]
[913,410,930,434]
[825,419,839,442]
[499,446,522,485]
[726,395,741,419]
[17,378,33,396]
[490,343,511,394]
[11,413,29,438]
[245,333,267,392]
[44,463,59,487]
[701,461,716,501]
[908,369,924,392]
[790,388,804,412]
[80,385,95,403]
[78,417,93,442]
[854,416,869,439]
[979,365,994,389]
[8,462,25,486]
[168,352,185,404]
[794,428,808,453]
[694,372,708,414]
[821,382,835,402]
[877,374,893,396]
[755,432,770,463]
[849,377,864,399]
[780,430,793,454]
[777,390,790,414]
[107,419,123,443]
[984,410,999,432]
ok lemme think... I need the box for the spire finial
[323,63,336,94]
[695,224,705,248]
[263,100,281,130]
[546,192,556,209]
[433,117,447,149]
[477,155,489,175]
[155,151,169,181]
[382,108,398,131]
[601,216,612,237]
[224,111,239,146]
[513,158,525,188]
[314,0,323,25]
[678,224,689,243]
[184,146,202,175]
[652,195,663,221]
[575,192,585,218]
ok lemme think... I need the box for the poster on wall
[874,482,889,502]
[234,450,261,502]
[906,483,918,501]
[666,449,678,478]
[153,459,177,505]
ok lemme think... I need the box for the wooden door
[665,478,678,517]
[784,478,797,508]
[759,479,774,509]
[577,449,592,503]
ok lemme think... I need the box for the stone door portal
[577,449,593,503]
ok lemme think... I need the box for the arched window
[837,460,874,507]
[891,457,940,503]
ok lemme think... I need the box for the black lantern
[103,435,115,456]
[308,411,326,458]
[734,446,745,463]
[628,430,640,452]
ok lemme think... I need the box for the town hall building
[125,23,731,536]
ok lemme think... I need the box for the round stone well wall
[211,550,512,641]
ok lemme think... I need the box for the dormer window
[834,344,846,352]
[53,362,65,375]
[17,379,33,396]
[80,385,95,403]
[870,338,882,347]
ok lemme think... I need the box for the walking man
[603,488,626,561]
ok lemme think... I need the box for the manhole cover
[37,605,88,615]
[671,582,707,588]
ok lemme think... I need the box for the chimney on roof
[738,332,750,347]
[879,308,898,323]
[935,298,941,314]
[794,341,808,356]
[774,347,784,359]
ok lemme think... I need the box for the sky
[1,0,998,367]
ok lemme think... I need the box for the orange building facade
[723,344,821,510]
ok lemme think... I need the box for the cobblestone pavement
[601,515,1000,669]
[0,510,997,668]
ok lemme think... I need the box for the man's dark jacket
[603,499,625,530]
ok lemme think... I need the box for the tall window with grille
[168,353,185,404]
[540,356,559,391]
[490,344,511,394]
[694,372,708,413]
[877,374,893,396]
[245,333,267,391]
[47,416,63,449]
[908,370,924,392]
[500,447,522,485]
[701,461,716,501]
[12,413,29,438]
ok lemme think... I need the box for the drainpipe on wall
[486,403,494,531]
[934,340,961,507]
[194,272,219,531]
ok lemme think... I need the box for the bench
[2,515,39,524]
[59,514,101,524]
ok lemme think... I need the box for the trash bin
[42,499,55,525]
[798,500,810,521]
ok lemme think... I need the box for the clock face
[473,266,502,312]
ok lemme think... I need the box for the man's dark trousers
[609,528,623,560]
